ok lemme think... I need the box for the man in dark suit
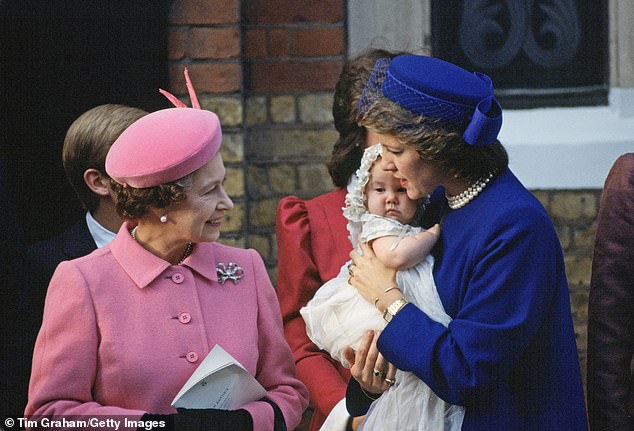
[27,104,147,280]
[5,104,147,416]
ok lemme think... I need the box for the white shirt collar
[85,211,117,248]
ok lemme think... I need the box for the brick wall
[534,190,600,387]
[243,0,345,92]
[167,2,596,427]
[168,0,247,250]
[243,0,346,282]
[167,0,346,278]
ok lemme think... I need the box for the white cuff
[319,398,350,431]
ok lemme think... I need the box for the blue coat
[376,169,587,430]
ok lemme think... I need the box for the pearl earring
[160,215,168,223]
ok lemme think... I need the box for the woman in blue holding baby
[344,54,587,430]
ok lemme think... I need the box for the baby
[300,144,464,431]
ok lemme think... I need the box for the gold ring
[384,377,395,385]
[373,369,384,377]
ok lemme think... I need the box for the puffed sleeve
[587,154,634,431]
[377,205,563,405]
[275,196,349,417]
[25,261,145,422]
[240,249,309,431]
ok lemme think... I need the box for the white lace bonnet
[343,143,382,248]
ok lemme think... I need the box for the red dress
[276,188,353,431]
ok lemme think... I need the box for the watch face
[384,298,407,322]
[383,309,391,323]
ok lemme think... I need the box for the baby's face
[366,161,418,224]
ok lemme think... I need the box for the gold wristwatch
[383,297,409,322]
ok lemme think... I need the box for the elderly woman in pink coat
[25,79,308,431]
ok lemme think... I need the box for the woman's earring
[160,214,168,223]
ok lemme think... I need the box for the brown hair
[62,104,147,212]
[109,179,190,220]
[359,98,508,184]
[327,48,407,187]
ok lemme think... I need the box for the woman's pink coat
[26,222,308,431]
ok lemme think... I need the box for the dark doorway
[1,0,170,244]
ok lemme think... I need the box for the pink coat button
[178,312,192,324]
[186,351,198,363]
[171,273,184,284]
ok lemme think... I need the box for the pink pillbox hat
[106,68,221,188]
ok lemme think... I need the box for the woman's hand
[350,416,364,431]
[343,330,396,397]
[349,241,401,312]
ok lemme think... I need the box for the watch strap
[383,297,408,322]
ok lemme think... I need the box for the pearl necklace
[446,172,495,210]
[131,226,192,265]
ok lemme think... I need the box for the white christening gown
[300,214,464,431]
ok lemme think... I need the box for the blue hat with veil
[358,55,503,147]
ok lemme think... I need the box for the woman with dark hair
[344,55,587,430]
[276,49,403,431]
[25,77,308,431]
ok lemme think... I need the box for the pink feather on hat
[158,67,200,109]
[106,69,222,188]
